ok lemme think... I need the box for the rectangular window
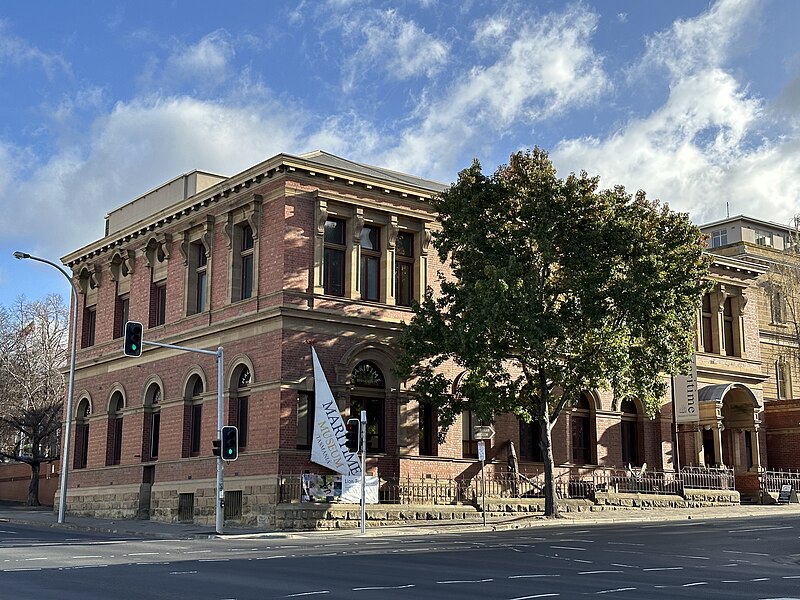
[150,412,161,460]
[755,228,773,247]
[296,392,314,449]
[74,423,89,469]
[723,297,735,356]
[113,294,129,339]
[82,306,96,348]
[711,229,728,248]
[772,290,786,324]
[150,282,166,327]
[571,415,591,464]
[419,403,437,456]
[461,411,490,458]
[360,225,381,301]
[621,420,639,466]
[323,218,346,296]
[232,223,255,302]
[190,404,202,456]
[350,397,385,453]
[701,293,713,353]
[188,242,208,315]
[519,420,543,462]
[395,232,414,307]
[237,397,249,449]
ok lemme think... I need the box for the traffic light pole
[142,339,225,535]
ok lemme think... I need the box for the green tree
[0,295,66,506]
[396,148,710,517]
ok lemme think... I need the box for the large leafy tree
[0,295,67,506]
[396,148,710,517]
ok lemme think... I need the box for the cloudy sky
[2,0,800,306]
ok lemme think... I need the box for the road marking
[4,568,43,572]
[508,575,561,579]
[198,559,230,562]
[574,559,593,564]
[579,571,623,575]
[728,526,792,533]
[72,555,103,559]
[723,550,769,557]
[643,567,683,572]
[608,542,643,547]
[550,546,586,551]
[284,592,330,597]
[675,555,710,560]
[611,564,637,568]
[722,580,740,583]
[682,582,708,587]
[169,571,198,575]
[641,522,705,528]
[751,578,770,582]
[183,550,211,554]
[437,579,494,584]
[508,594,560,599]
[21,557,48,561]
[782,575,800,579]
[126,552,160,556]
[596,588,636,594]
[352,585,415,591]
[256,555,288,560]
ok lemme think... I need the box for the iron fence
[761,469,800,494]
[277,465,735,506]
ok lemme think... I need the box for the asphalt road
[1,515,799,599]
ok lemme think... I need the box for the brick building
[58,152,794,523]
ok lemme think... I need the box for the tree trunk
[27,462,41,507]
[541,418,559,517]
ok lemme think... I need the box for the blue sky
[2,0,800,307]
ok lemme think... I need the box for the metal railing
[276,465,736,505]
[761,469,800,494]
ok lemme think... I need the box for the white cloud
[379,4,608,179]
[341,9,449,91]
[552,0,800,225]
[0,20,69,78]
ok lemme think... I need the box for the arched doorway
[697,383,761,474]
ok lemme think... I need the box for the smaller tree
[396,149,710,517]
[0,295,67,506]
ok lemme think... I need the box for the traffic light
[221,425,238,461]
[345,418,360,453]
[212,438,221,457]
[123,321,143,357]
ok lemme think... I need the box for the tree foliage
[0,295,67,506]
[396,148,710,516]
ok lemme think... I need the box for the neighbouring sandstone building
[58,152,797,524]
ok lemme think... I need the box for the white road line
[72,555,103,559]
[642,567,683,572]
[126,552,160,556]
[750,578,770,582]
[508,575,561,579]
[682,582,708,587]
[437,579,494,584]
[596,588,636,594]
[675,555,710,560]
[723,550,769,557]
[783,575,800,579]
[285,592,330,598]
[198,559,230,562]
[608,542,643,547]
[574,559,593,564]
[579,571,623,575]
[508,594,560,599]
[183,550,212,554]
[550,546,586,551]
[21,557,48,561]
[610,564,637,568]
[169,571,198,575]
[256,555,288,560]
[727,526,792,533]
[352,585,415,591]
[641,522,705,528]
[721,580,740,583]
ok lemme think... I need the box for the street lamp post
[14,251,79,524]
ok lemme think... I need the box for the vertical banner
[673,358,699,424]
[309,347,361,476]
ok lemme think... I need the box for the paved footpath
[2,500,800,540]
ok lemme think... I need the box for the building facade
[59,153,795,523]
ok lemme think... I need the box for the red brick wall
[0,462,60,505]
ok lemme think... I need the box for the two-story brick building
[59,152,795,523]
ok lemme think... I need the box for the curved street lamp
[14,251,78,524]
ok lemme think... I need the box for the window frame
[323,218,347,297]
[395,231,415,307]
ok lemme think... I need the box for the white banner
[673,359,699,424]
[310,347,361,475]
[341,476,379,504]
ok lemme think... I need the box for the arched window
[183,375,204,457]
[350,361,386,452]
[229,365,251,450]
[570,393,595,465]
[106,392,124,466]
[74,398,91,470]
[143,383,161,461]
[620,399,641,467]
[777,360,792,400]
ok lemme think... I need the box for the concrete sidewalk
[1,502,799,540]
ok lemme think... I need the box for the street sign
[473,425,495,440]
[477,440,486,461]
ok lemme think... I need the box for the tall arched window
[74,398,91,470]
[229,366,251,450]
[570,393,595,465]
[143,383,161,461]
[350,361,386,452]
[620,399,641,467]
[183,375,204,457]
[106,392,124,466]
[777,360,792,400]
